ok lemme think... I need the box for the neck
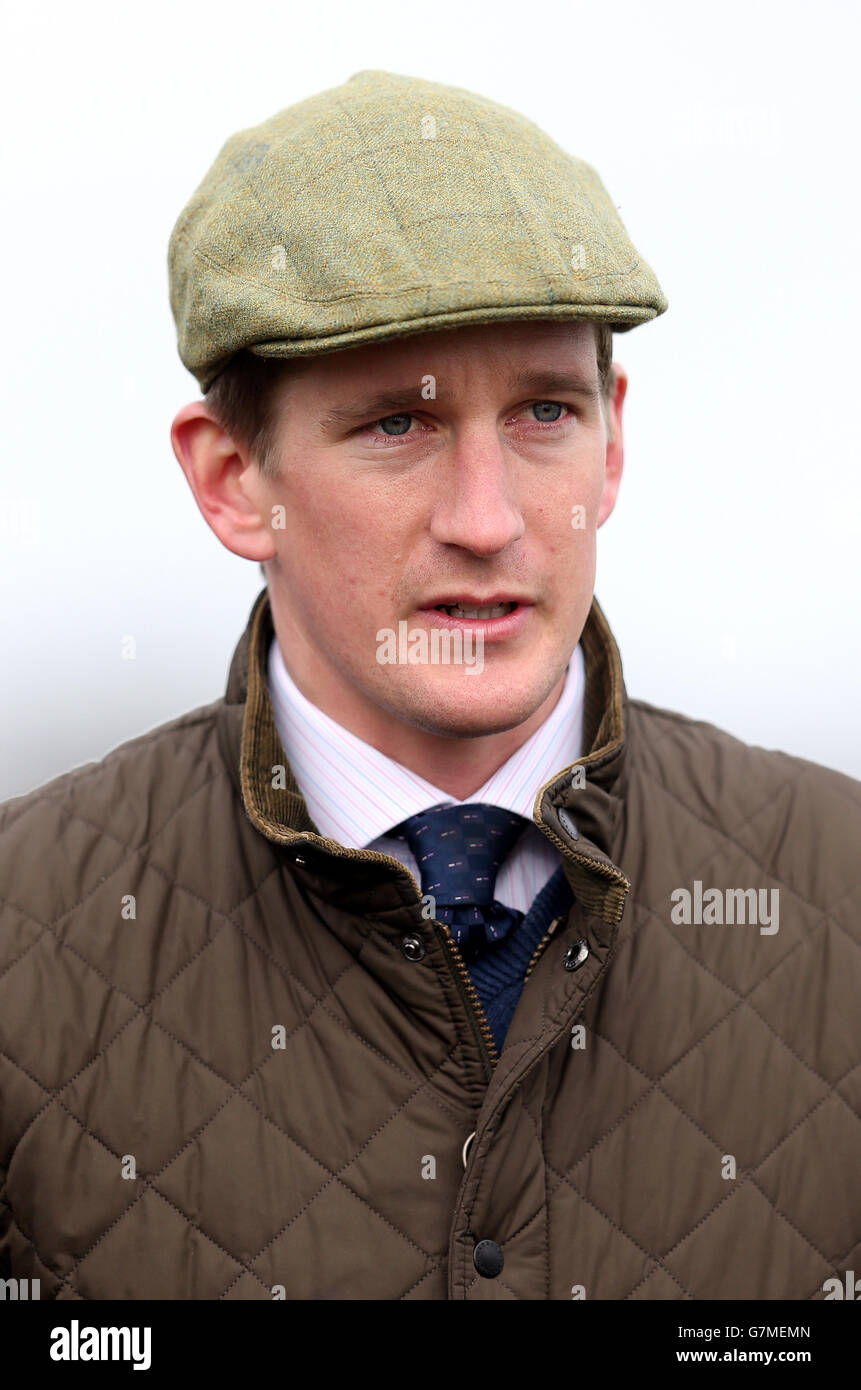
[267,599,567,801]
[343,677,568,800]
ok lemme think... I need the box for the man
[1,69,859,1302]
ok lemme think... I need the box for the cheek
[274,478,399,597]
[535,474,602,553]
[277,475,362,550]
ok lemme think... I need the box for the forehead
[285,319,600,396]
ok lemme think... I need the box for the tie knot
[395,802,527,908]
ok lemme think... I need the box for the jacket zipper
[433,921,498,1077]
[432,911,567,1078]
[523,914,565,983]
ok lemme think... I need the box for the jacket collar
[219,586,632,926]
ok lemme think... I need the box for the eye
[529,401,566,423]
[374,414,414,436]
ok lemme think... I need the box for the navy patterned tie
[394,803,527,960]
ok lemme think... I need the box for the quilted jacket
[1,585,860,1301]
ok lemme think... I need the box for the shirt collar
[267,637,585,849]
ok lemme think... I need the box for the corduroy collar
[219,586,632,925]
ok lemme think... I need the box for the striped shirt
[266,638,585,913]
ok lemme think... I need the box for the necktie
[394,803,527,960]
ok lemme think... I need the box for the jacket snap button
[564,938,590,971]
[557,807,579,840]
[462,1130,476,1168]
[473,1239,504,1278]
[401,934,426,962]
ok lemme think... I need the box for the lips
[419,593,531,619]
[434,601,517,619]
[414,596,534,642]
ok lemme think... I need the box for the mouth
[432,600,518,620]
[414,595,533,642]
[419,593,530,619]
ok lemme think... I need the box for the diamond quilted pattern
[240,1007,464,1172]
[541,1022,656,1171]
[10,1104,139,1278]
[0,899,50,970]
[667,899,802,998]
[835,1061,861,1118]
[744,766,861,909]
[62,1012,232,1173]
[220,1271,278,1300]
[664,1181,827,1300]
[61,718,223,861]
[661,1004,827,1169]
[143,766,279,915]
[627,1264,693,1299]
[253,1190,433,1300]
[150,923,320,1086]
[0,791,140,928]
[571,1088,727,1256]
[755,1088,861,1263]
[72,1185,246,1300]
[753,905,861,1082]
[0,1052,50,1168]
[592,909,739,1077]
[224,863,343,995]
[0,936,135,1090]
[156,1095,332,1259]
[546,1165,670,1298]
[58,861,222,1006]
[341,1077,483,1249]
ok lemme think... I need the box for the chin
[392,677,552,739]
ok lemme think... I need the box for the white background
[2,0,859,798]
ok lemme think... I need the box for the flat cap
[168,69,668,392]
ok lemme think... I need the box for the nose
[428,430,526,556]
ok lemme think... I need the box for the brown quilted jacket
[2,586,860,1301]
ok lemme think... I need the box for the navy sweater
[468,865,574,1053]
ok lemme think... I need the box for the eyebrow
[317,366,601,431]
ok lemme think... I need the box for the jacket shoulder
[626,696,861,928]
[627,695,861,805]
[0,699,242,934]
[0,699,229,840]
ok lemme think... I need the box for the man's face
[253,319,623,739]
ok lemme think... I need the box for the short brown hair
[205,321,615,481]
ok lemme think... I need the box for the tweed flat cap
[168,69,668,392]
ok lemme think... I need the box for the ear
[170,401,277,563]
[596,364,628,528]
